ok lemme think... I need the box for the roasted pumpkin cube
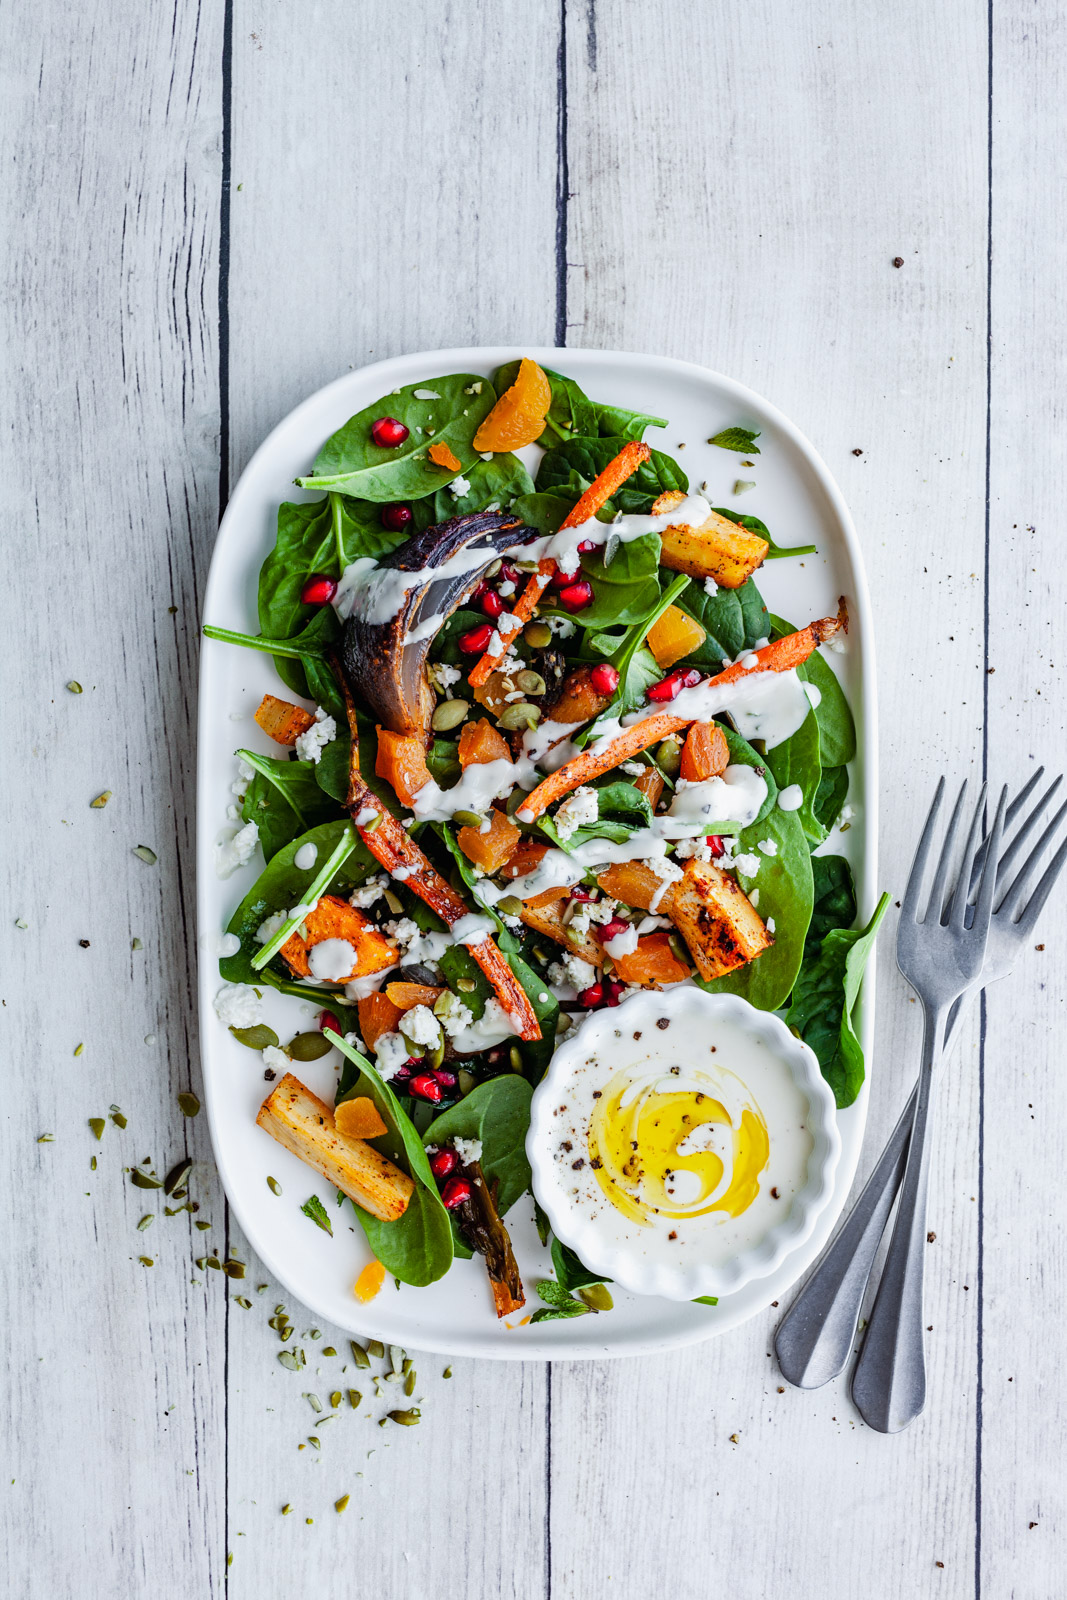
[357,992,403,1052]
[611,930,690,988]
[669,858,771,981]
[596,860,678,915]
[384,981,445,1012]
[680,721,730,783]
[457,806,520,874]
[375,729,432,806]
[545,664,613,725]
[633,766,665,811]
[254,693,316,747]
[280,895,398,983]
[458,717,512,768]
[645,604,707,670]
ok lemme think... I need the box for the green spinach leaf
[423,1076,534,1257]
[563,532,662,628]
[701,804,813,1010]
[576,572,692,745]
[238,750,336,861]
[550,1237,609,1291]
[674,576,770,666]
[297,375,496,501]
[537,436,687,509]
[813,765,849,832]
[432,452,534,520]
[331,1034,454,1286]
[710,507,815,560]
[786,892,890,1108]
[764,709,824,845]
[807,854,857,951]
[769,614,856,767]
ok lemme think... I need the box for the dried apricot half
[427,440,462,471]
[353,1259,386,1302]
[473,358,552,452]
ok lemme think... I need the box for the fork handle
[774,1087,914,1387]
[850,1002,948,1433]
[774,987,972,1391]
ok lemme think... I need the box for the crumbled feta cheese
[675,836,712,862]
[766,917,776,934]
[452,1136,483,1166]
[413,388,441,400]
[294,706,337,764]
[231,757,255,799]
[261,1044,289,1074]
[449,474,472,497]
[757,838,778,857]
[214,982,262,1029]
[839,804,854,824]
[560,953,597,990]
[732,852,761,878]
[546,615,576,638]
[308,939,357,981]
[704,576,719,598]
[486,629,503,656]
[226,803,241,821]
[373,1031,411,1080]
[342,1031,365,1055]
[431,661,461,691]
[620,760,645,776]
[294,841,318,871]
[827,634,846,654]
[255,910,287,945]
[479,450,494,461]
[349,875,387,909]
[398,1004,442,1048]
[554,785,599,841]
[215,820,260,878]
[604,924,639,959]
[435,990,475,1039]
[587,897,619,925]
[464,382,483,395]
[497,611,521,633]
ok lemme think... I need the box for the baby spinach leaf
[701,806,813,1011]
[499,944,559,1080]
[550,1237,609,1291]
[710,507,816,560]
[592,403,669,441]
[427,738,462,788]
[674,575,770,666]
[544,780,654,850]
[297,375,496,501]
[432,453,534,521]
[238,750,336,861]
[813,765,849,832]
[764,709,824,845]
[769,614,856,767]
[807,854,857,951]
[423,1076,534,1257]
[511,491,578,538]
[437,944,491,1020]
[786,892,890,1108]
[536,436,688,507]
[219,819,375,1018]
[204,606,342,705]
[566,532,662,628]
[331,1033,454,1286]
[713,726,779,830]
[576,572,692,746]
[708,426,761,454]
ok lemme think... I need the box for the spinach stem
[203,623,325,661]
[329,493,346,571]
[251,826,358,971]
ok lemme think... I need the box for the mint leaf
[708,426,761,454]
[301,1195,334,1236]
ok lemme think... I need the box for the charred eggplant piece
[454,1159,525,1318]
[341,510,528,739]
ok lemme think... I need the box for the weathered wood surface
[2,1,1062,1596]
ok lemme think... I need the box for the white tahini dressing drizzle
[520,496,715,579]
[622,668,813,753]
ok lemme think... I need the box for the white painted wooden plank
[981,5,1067,1591]
[0,2,226,1595]
[554,3,994,1596]
[221,5,559,1595]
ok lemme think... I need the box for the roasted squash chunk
[669,858,771,981]
[357,991,403,1052]
[596,860,678,915]
[611,930,690,987]
[384,981,445,1011]
[334,1096,389,1140]
[280,895,398,983]
[458,717,512,768]
[632,766,665,811]
[651,491,769,590]
[254,693,316,747]
[545,664,614,725]
[457,806,520,874]
[680,722,730,783]
[645,604,707,670]
[375,728,432,806]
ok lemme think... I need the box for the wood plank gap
[218,0,233,515]
[554,0,569,346]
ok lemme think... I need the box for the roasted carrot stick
[516,603,847,822]
[467,441,653,689]
[334,662,542,1040]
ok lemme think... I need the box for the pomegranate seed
[318,1009,341,1035]
[371,416,409,448]
[577,538,598,554]
[300,573,337,606]
[481,589,504,620]
[680,669,703,688]
[647,673,682,702]
[429,1148,459,1182]
[470,578,490,602]
[598,917,629,943]
[558,579,594,613]
[391,1063,412,1083]
[486,1045,508,1068]
[577,982,604,1009]
[440,1175,472,1210]
[499,561,520,584]
[589,663,620,696]
[407,1074,443,1103]
[706,834,725,857]
[434,1069,459,1091]
[458,621,494,654]
[604,978,626,1007]
[568,887,594,901]
[380,502,413,531]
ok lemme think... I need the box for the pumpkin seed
[367,1339,385,1359]
[73,1042,84,1057]
[456,977,477,993]
[288,1030,332,1062]
[67,680,83,694]
[177,1091,200,1117]
[497,702,541,731]
[387,1408,421,1426]
[656,738,683,779]
[130,1170,163,1190]
[453,809,486,829]
[304,1392,323,1413]
[267,1176,282,1196]
[277,1349,304,1371]
[505,787,529,815]
[523,620,552,649]
[509,1045,523,1072]
[223,1260,246,1279]
[603,531,622,567]
[132,845,157,865]
[362,810,382,832]
[404,1369,416,1397]
[89,791,112,809]
[110,1110,127,1129]
[229,1024,279,1051]
[131,937,143,950]
[88,1117,105,1140]
[349,1339,370,1369]
[496,895,523,917]
[484,558,502,577]
[164,1158,193,1195]
[335,1494,350,1514]
[578,1283,614,1312]
[235,1296,251,1309]
[515,670,546,696]
[383,889,404,914]
[668,933,691,968]
[431,698,469,732]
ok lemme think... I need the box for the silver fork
[847,779,1008,1432]
[775,770,1067,1395]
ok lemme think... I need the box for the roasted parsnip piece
[256,1073,412,1222]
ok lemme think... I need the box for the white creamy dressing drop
[520,496,714,578]
[333,542,499,625]
[624,667,813,752]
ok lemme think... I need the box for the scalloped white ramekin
[527,986,841,1302]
